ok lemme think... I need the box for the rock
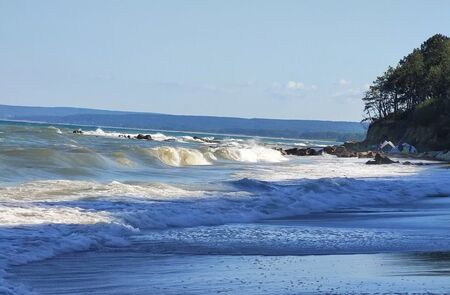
[284,147,320,156]
[72,129,83,134]
[334,146,357,158]
[323,146,336,154]
[284,148,306,156]
[322,145,357,157]
[366,153,398,165]
[136,134,152,140]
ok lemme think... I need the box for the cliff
[364,96,450,151]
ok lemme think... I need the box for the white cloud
[268,81,317,99]
[286,81,305,90]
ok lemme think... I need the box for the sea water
[1,120,450,294]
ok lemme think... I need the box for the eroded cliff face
[364,117,450,151]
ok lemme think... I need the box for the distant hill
[0,104,366,140]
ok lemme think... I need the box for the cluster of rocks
[135,134,152,140]
[366,153,398,165]
[277,145,405,165]
[277,145,376,159]
[281,147,320,156]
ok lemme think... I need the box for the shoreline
[8,251,450,294]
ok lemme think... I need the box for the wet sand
[8,251,450,294]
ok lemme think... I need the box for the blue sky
[1,0,449,121]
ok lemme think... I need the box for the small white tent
[379,140,395,153]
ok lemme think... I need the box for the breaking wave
[143,145,287,167]
[145,147,212,166]
[0,144,286,175]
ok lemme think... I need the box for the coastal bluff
[363,112,450,151]
[359,34,450,154]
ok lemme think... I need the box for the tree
[362,34,450,123]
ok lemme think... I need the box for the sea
[1,120,450,294]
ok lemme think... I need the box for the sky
[0,0,449,121]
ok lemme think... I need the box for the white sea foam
[210,145,287,163]
[82,128,179,142]
[234,154,434,181]
[0,180,202,202]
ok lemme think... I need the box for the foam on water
[82,128,198,143]
[210,145,287,163]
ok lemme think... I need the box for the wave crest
[146,147,212,166]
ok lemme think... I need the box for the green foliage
[413,97,440,126]
[362,34,450,123]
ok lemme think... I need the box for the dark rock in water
[334,146,357,158]
[323,145,357,157]
[323,146,336,154]
[136,134,152,140]
[72,129,83,134]
[284,147,320,156]
[284,148,302,156]
[366,153,398,165]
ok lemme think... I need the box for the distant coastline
[0,104,366,141]
[0,118,336,144]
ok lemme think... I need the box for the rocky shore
[277,142,450,165]
[72,128,449,164]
